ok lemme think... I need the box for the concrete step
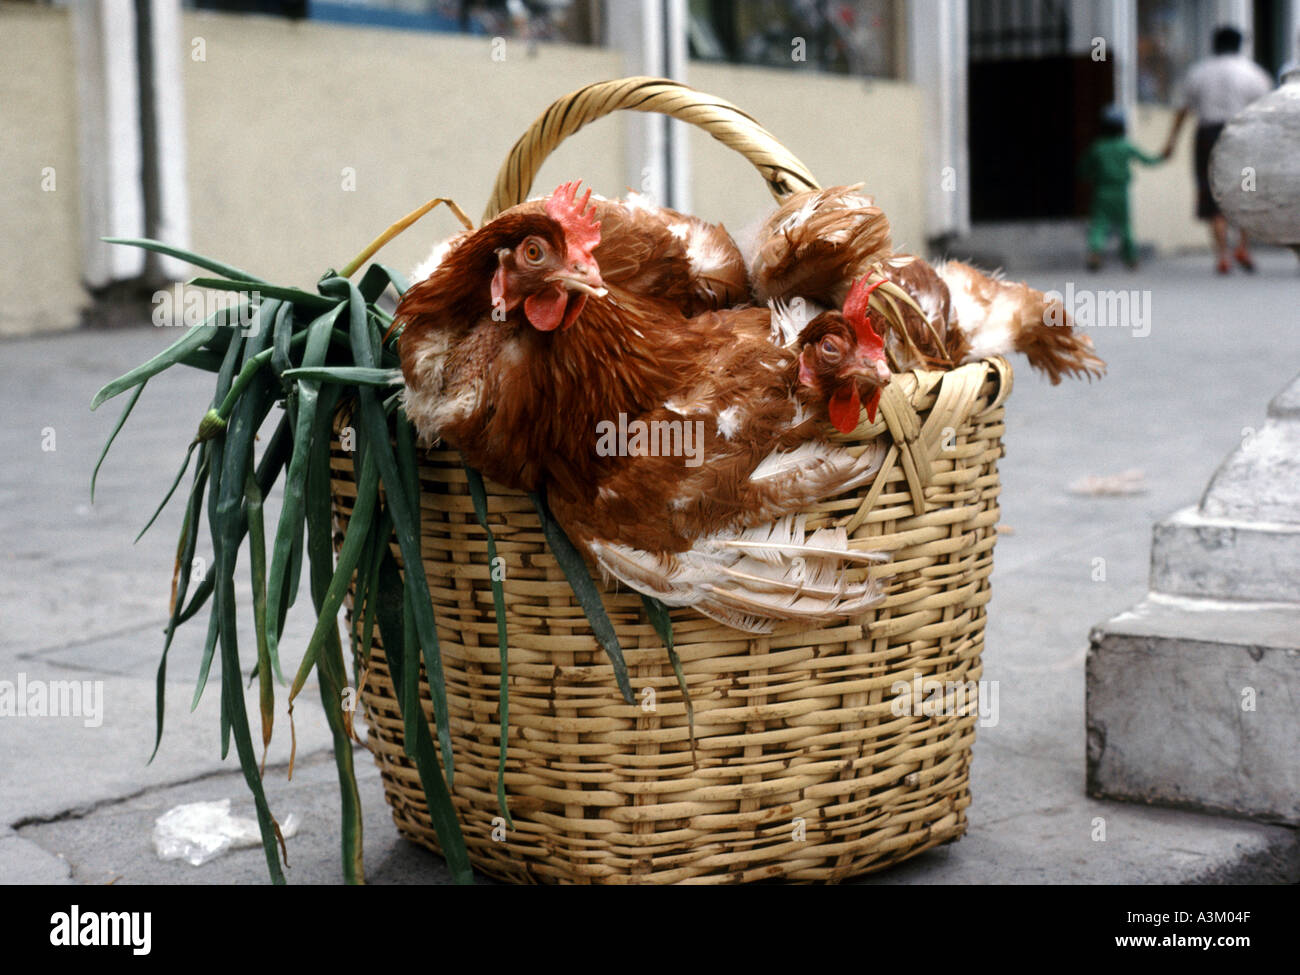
[1088,593,1300,824]
[1152,507,1300,602]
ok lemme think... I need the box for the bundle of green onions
[91,207,674,885]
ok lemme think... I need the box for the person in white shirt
[1161,26,1273,274]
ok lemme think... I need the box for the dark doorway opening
[1253,0,1291,77]
[968,55,1115,221]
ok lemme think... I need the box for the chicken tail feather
[940,260,1107,384]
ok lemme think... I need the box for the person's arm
[1162,107,1189,158]
[1164,65,1199,157]
[1128,141,1165,166]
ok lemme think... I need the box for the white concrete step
[1088,593,1300,825]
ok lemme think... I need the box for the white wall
[178,14,929,288]
[1132,103,1216,252]
[685,62,927,253]
[0,7,930,335]
[180,12,628,290]
[0,3,86,336]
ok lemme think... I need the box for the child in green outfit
[1079,106,1166,270]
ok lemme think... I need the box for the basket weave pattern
[331,360,1011,883]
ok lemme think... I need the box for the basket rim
[483,76,821,221]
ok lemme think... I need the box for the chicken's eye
[522,239,546,265]
[819,337,842,360]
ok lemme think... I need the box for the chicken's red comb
[842,275,886,354]
[545,181,602,256]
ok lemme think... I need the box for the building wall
[180,11,628,291]
[1132,102,1211,252]
[180,15,927,289]
[0,3,86,337]
[0,5,964,337]
[685,63,927,253]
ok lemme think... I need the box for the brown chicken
[410,187,748,319]
[781,275,895,429]
[397,184,896,630]
[397,183,754,502]
[547,277,894,631]
[751,185,1105,383]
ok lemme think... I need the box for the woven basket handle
[482,76,821,222]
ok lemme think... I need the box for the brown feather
[938,260,1107,383]
[751,185,893,307]
[595,199,749,314]
[869,255,971,371]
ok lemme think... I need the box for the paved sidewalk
[3,252,1298,884]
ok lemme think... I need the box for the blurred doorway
[1254,0,1295,76]
[967,0,1115,221]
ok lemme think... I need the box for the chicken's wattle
[828,385,862,433]
[864,388,881,423]
[524,284,583,332]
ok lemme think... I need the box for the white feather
[623,191,657,213]
[410,235,462,284]
[767,297,826,347]
[684,223,730,278]
[664,396,709,416]
[940,262,1016,361]
[750,440,846,482]
[401,379,480,445]
[426,384,480,430]
[588,514,886,633]
[716,405,743,440]
[745,440,888,522]
[836,191,874,210]
[775,195,820,236]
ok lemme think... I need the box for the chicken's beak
[841,352,892,388]
[547,261,607,299]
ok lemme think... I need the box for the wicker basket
[330,78,1015,884]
